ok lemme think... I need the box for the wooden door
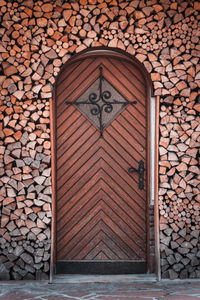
[55,52,148,274]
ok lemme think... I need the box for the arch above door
[50,48,158,277]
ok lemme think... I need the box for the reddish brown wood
[50,95,56,283]
[155,96,161,280]
[55,52,148,265]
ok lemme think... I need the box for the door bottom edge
[56,260,147,275]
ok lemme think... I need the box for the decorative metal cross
[65,66,137,138]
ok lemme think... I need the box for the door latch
[128,160,144,190]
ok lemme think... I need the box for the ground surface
[0,275,200,299]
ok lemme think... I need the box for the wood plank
[119,109,146,141]
[57,186,102,236]
[56,60,80,87]
[57,161,102,216]
[102,66,146,117]
[57,58,104,112]
[57,136,100,187]
[100,187,145,235]
[57,175,145,237]
[56,58,95,96]
[123,60,147,86]
[100,145,146,197]
[57,109,82,138]
[101,220,143,259]
[93,251,110,260]
[102,132,145,186]
[126,105,146,130]
[57,124,95,167]
[58,210,103,259]
[57,138,145,204]
[56,105,76,129]
[57,169,101,224]
[103,130,139,166]
[57,149,102,199]
[100,147,144,191]
[57,131,98,179]
[100,155,146,210]
[57,180,101,232]
[102,213,145,258]
[111,119,146,159]
[100,178,145,230]
[57,114,86,149]
[59,206,144,260]
[99,172,145,223]
[58,149,145,222]
[105,124,144,162]
[58,187,145,243]
[109,58,146,94]
[106,58,146,100]
[84,240,121,260]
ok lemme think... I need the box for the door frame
[50,47,160,281]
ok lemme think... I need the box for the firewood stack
[0,0,199,280]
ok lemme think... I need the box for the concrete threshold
[53,273,157,283]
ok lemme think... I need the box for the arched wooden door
[54,50,149,274]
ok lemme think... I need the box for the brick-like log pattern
[0,0,199,280]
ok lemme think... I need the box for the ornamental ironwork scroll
[65,66,137,137]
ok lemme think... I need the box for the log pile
[0,0,199,279]
[159,98,200,279]
[0,99,51,279]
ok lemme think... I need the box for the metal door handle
[128,167,137,173]
[128,160,144,190]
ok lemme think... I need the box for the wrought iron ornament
[65,66,137,137]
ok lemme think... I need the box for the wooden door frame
[49,47,160,282]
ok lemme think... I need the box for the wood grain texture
[55,55,147,263]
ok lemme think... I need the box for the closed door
[55,52,148,274]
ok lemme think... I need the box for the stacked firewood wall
[0,0,199,280]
